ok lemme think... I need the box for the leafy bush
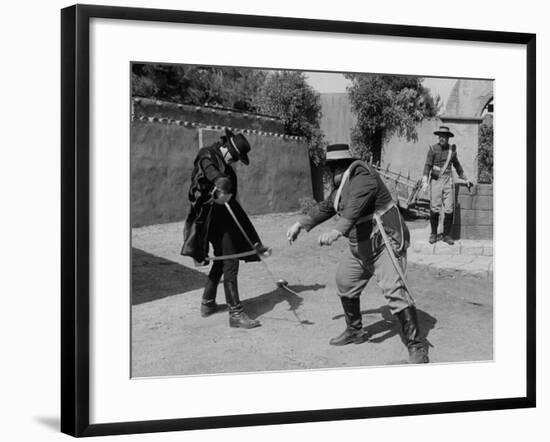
[131,64,267,111]
[254,71,326,165]
[298,197,318,215]
[131,65,326,165]
[478,117,493,184]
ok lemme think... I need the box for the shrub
[298,197,318,215]
[478,117,493,184]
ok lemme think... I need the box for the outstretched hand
[421,176,429,193]
[286,222,303,244]
[318,229,342,246]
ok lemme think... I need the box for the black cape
[180,143,262,263]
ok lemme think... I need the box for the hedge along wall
[131,99,312,227]
[133,97,284,133]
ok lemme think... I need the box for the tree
[478,116,493,183]
[254,71,325,164]
[345,74,440,164]
[131,65,326,164]
[131,64,267,111]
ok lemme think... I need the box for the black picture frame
[61,4,536,437]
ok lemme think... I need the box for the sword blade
[223,203,305,325]
[374,214,416,306]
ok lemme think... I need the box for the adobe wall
[319,93,356,145]
[133,97,285,134]
[131,100,312,227]
[444,79,494,118]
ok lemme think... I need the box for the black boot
[442,212,455,245]
[200,278,220,317]
[429,211,439,244]
[396,306,429,364]
[329,297,368,345]
[224,280,261,329]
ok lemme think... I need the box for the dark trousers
[202,228,240,306]
[208,258,239,285]
[208,223,240,284]
[203,203,259,309]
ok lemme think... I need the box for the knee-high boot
[429,211,439,244]
[396,306,429,363]
[200,278,220,317]
[200,262,223,317]
[224,280,261,329]
[443,212,455,245]
[329,297,368,345]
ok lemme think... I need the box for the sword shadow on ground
[242,283,325,324]
[333,304,437,347]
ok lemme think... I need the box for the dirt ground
[131,212,493,377]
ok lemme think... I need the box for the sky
[305,71,457,110]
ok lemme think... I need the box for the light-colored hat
[434,126,454,138]
[326,144,355,162]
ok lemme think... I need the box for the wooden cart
[373,164,430,218]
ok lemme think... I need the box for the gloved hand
[213,190,233,205]
[318,229,342,246]
[286,222,303,244]
[211,179,233,205]
[421,175,429,193]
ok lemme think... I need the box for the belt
[433,165,452,176]
[354,201,397,226]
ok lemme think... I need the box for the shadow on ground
[333,304,437,346]
[132,248,207,305]
[243,284,325,324]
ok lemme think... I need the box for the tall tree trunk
[371,129,383,165]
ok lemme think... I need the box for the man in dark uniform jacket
[421,126,472,245]
[181,129,265,329]
[286,144,429,364]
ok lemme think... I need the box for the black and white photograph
[1,0,546,439]
[130,64,494,377]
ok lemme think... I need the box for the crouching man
[286,144,429,364]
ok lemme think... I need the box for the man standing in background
[421,126,472,245]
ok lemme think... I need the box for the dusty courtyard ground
[131,212,493,377]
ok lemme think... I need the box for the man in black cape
[181,129,266,329]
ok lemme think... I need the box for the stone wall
[131,99,312,227]
[453,184,493,240]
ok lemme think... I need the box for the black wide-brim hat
[326,144,355,162]
[225,128,250,165]
[433,126,454,138]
